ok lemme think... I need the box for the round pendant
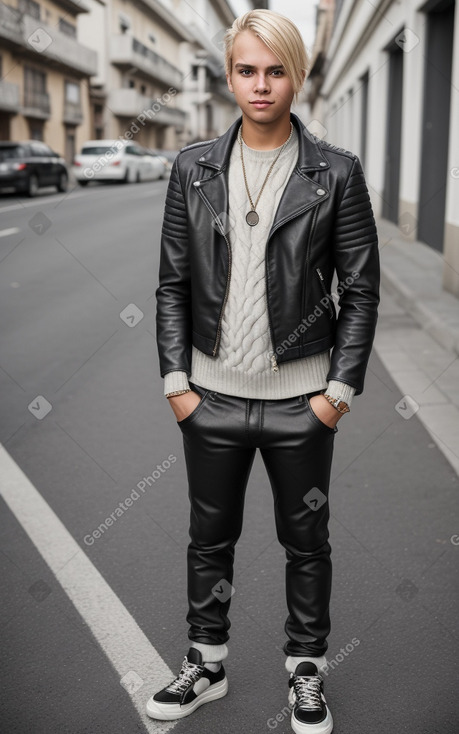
[246,210,259,226]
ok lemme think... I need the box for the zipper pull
[270,353,279,373]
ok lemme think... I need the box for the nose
[254,73,269,93]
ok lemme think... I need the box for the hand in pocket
[168,391,202,422]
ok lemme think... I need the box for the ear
[226,72,234,93]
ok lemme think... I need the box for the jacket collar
[192,111,331,237]
[193,111,330,173]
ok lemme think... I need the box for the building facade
[77,0,241,150]
[0,0,97,160]
[0,0,270,157]
[307,0,459,297]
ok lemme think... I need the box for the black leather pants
[178,381,338,657]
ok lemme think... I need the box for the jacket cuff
[325,380,356,409]
[164,371,190,396]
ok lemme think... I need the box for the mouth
[250,101,273,108]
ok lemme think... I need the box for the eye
[239,70,252,76]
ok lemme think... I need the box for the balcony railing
[108,88,187,128]
[0,3,97,76]
[0,80,20,112]
[23,89,51,118]
[208,76,234,104]
[110,35,183,91]
[63,100,84,124]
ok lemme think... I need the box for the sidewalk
[373,217,459,475]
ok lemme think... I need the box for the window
[18,0,40,20]
[81,146,114,155]
[30,142,51,157]
[28,122,44,140]
[24,66,46,95]
[119,12,130,33]
[59,18,76,38]
[0,145,27,161]
[65,81,80,104]
[24,67,49,115]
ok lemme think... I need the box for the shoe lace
[165,658,205,696]
[290,674,323,710]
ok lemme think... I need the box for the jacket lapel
[192,112,331,236]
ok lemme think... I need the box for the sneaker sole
[291,708,333,734]
[146,677,228,720]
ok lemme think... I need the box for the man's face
[226,30,297,124]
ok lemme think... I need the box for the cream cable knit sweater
[163,124,355,407]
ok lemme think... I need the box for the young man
[147,9,380,734]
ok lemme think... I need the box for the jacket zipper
[265,200,323,373]
[197,183,328,362]
[265,248,278,372]
[195,185,232,356]
[316,267,334,319]
[301,205,319,344]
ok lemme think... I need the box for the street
[1,180,458,734]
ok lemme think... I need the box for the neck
[239,111,293,150]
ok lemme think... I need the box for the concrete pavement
[375,216,459,475]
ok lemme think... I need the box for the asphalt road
[0,180,458,734]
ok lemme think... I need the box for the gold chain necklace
[238,121,294,226]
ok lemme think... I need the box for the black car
[0,141,69,197]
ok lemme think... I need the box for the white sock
[190,641,229,662]
[203,661,221,672]
[285,654,328,674]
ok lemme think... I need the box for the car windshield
[0,146,25,161]
[81,146,118,155]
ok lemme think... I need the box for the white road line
[0,227,20,238]
[0,443,177,733]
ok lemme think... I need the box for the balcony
[110,35,183,91]
[187,76,234,106]
[63,100,84,124]
[0,3,97,77]
[52,0,90,14]
[0,80,20,112]
[108,88,187,128]
[23,90,51,119]
[208,76,234,104]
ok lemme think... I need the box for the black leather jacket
[156,111,380,395]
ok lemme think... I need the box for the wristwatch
[322,393,350,414]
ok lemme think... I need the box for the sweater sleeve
[164,370,190,396]
[325,379,356,409]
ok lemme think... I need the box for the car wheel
[77,180,89,187]
[57,171,68,192]
[27,174,39,197]
[135,170,141,183]
[122,168,129,184]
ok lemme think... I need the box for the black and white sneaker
[288,661,333,734]
[146,647,228,720]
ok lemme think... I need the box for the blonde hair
[223,9,309,106]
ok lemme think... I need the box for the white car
[73,140,164,185]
